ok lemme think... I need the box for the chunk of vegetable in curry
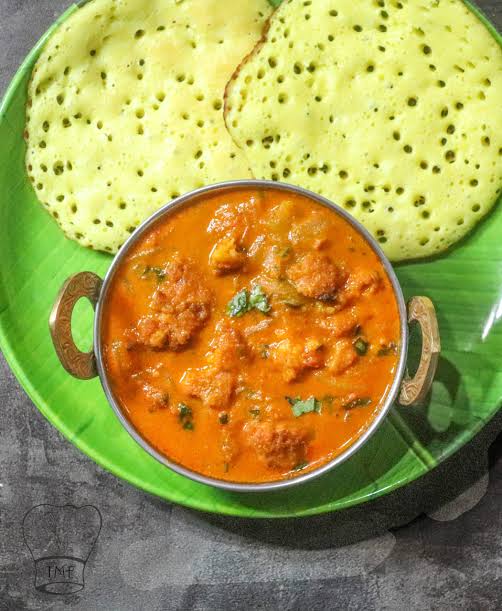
[102,189,400,483]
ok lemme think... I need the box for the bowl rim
[93,179,408,492]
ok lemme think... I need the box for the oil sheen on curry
[102,189,400,483]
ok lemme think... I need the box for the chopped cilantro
[178,403,192,418]
[219,413,229,425]
[178,402,194,430]
[293,461,309,471]
[354,338,369,355]
[343,397,372,410]
[142,265,166,282]
[287,396,321,417]
[227,285,270,317]
[249,285,271,313]
[227,289,249,317]
[249,407,261,418]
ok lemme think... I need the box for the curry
[102,188,400,483]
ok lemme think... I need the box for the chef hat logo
[22,504,102,594]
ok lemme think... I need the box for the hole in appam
[137,125,144,135]
[135,29,145,39]
[432,165,441,174]
[472,204,481,212]
[53,162,64,175]
[445,150,456,162]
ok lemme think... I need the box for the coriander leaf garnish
[141,265,166,282]
[249,285,271,313]
[178,402,194,430]
[287,396,321,417]
[343,397,372,410]
[293,461,309,471]
[227,285,271,317]
[354,338,369,355]
[227,289,249,317]
[249,407,261,418]
[219,412,229,425]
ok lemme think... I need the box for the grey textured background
[1,1,502,609]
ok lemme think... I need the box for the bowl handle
[49,272,103,379]
[398,296,441,406]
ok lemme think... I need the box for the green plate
[1,2,501,518]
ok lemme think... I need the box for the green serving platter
[1,1,501,518]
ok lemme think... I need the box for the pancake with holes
[25,0,271,253]
[225,0,502,261]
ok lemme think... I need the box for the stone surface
[1,1,502,609]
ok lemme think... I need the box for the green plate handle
[399,296,441,406]
[49,272,103,379]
